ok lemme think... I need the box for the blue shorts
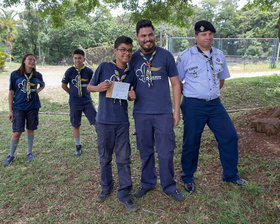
[12,108,39,132]
[70,102,97,128]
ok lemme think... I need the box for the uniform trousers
[134,113,177,194]
[180,97,240,183]
[96,122,132,201]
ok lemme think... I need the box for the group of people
[5,19,248,212]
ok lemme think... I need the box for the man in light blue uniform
[177,20,248,193]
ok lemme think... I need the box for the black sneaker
[167,189,185,201]
[119,199,138,212]
[230,178,249,186]
[134,187,152,198]
[184,182,195,193]
[96,189,113,202]
[74,145,82,156]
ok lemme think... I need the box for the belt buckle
[205,99,210,102]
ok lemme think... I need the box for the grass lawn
[0,64,279,223]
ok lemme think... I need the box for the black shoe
[96,189,112,202]
[230,178,249,186]
[119,199,138,212]
[167,189,185,201]
[134,187,152,198]
[74,145,82,156]
[184,182,195,193]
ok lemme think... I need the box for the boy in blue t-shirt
[62,49,97,155]
[87,36,137,212]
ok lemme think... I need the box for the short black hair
[114,36,133,49]
[73,49,85,57]
[136,19,154,35]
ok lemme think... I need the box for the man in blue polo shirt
[62,49,96,155]
[176,20,248,193]
[130,20,184,201]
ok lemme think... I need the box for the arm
[220,79,225,89]
[8,90,14,122]
[36,85,45,94]
[62,83,70,93]
[87,81,111,93]
[170,76,181,126]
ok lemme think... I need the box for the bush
[0,46,8,72]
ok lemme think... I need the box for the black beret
[194,20,216,33]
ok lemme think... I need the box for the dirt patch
[236,106,280,156]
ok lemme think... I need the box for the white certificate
[106,81,130,100]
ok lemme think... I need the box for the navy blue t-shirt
[62,66,93,105]
[90,62,136,124]
[9,71,45,111]
[130,47,178,114]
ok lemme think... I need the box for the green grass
[0,67,279,223]
[221,74,280,110]
[228,62,280,73]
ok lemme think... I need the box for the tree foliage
[2,0,193,27]
[1,0,279,64]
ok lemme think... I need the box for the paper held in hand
[106,81,130,100]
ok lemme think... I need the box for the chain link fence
[169,37,280,74]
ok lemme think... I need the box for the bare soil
[236,106,280,157]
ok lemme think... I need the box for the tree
[2,0,193,27]
[0,9,19,55]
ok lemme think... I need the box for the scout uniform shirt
[9,71,45,111]
[176,46,230,100]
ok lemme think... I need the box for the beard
[140,41,156,53]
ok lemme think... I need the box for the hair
[114,36,133,49]
[73,49,85,57]
[136,19,154,35]
[17,54,37,77]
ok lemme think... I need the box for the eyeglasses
[26,58,36,62]
[117,48,133,54]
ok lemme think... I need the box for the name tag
[188,66,198,71]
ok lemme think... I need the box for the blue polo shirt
[9,71,45,111]
[176,46,230,100]
[90,62,136,124]
[62,66,93,105]
[130,47,178,114]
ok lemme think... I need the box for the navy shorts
[12,108,39,132]
[70,102,97,127]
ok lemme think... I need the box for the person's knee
[12,132,22,140]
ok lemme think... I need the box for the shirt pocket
[186,64,203,79]
[213,62,224,75]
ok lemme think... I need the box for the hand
[173,112,180,126]
[128,86,136,101]
[9,111,13,122]
[98,81,111,92]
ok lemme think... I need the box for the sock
[74,137,81,146]
[27,135,34,155]
[10,139,19,157]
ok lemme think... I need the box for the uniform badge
[199,26,205,32]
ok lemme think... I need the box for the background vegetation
[0,0,279,67]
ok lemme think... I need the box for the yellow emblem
[150,67,161,71]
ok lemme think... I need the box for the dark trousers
[180,97,240,183]
[96,122,132,201]
[134,113,177,194]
